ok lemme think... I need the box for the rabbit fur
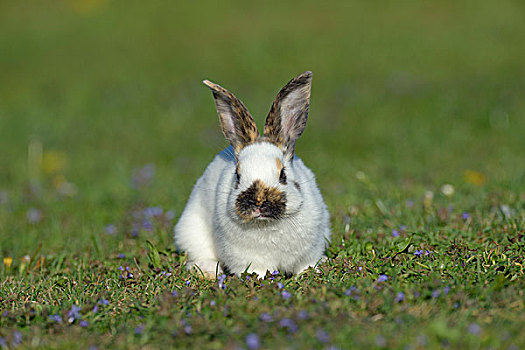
[174,71,330,278]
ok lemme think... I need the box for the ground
[0,1,524,349]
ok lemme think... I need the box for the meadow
[1,1,524,348]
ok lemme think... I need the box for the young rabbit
[174,71,330,278]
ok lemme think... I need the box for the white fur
[174,142,331,277]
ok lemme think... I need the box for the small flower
[392,229,399,237]
[134,324,145,335]
[98,299,109,305]
[131,164,156,188]
[80,320,89,327]
[3,257,12,268]
[431,289,441,298]
[281,290,292,300]
[245,333,260,350]
[218,274,227,290]
[375,335,387,347]
[67,305,81,322]
[414,250,423,256]
[424,250,431,256]
[171,291,179,297]
[184,325,193,335]
[26,208,43,224]
[316,329,330,343]
[142,220,153,231]
[277,282,284,289]
[260,313,273,322]
[185,280,191,286]
[105,224,116,235]
[468,323,481,335]
[358,266,363,271]
[49,314,62,323]
[440,184,455,196]
[443,286,450,295]
[377,274,388,282]
[117,253,125,259]
[118,266,124,271]
[143,206,163,218]
[395,292,405,302]
[210,300,216,306]
[127,273,133,279]
[297,310,308,320]
[92,305,99,313]
[279,318,298,333]
[462,212,470,220]
[12,331,22,346]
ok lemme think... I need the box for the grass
[1,0,524,348]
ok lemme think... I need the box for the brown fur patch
[263,71,312,158]
[275,158,283,174]
[204,80,259,153]
[235,180,286,222]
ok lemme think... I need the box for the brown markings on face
[235,180,286,222]
[275,158,283,176]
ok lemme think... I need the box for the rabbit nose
[253,208,261,215]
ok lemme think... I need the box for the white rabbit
[174,71,330,278]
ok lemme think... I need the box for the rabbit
[174,71,331,278]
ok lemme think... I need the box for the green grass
[1,0,524,348]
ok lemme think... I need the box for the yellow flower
[40,151,68,175]
[464,170,486,185]
[3,257,13,268]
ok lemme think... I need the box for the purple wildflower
[414,250,423,256]
[431,289,441,298]
[171,290,178,297]
[245,333,261,350]
[132,164,156,188]
[468,323,481,335]
[279,318,298,333]
[316,329,330,343]
[344,286,359,296]
[165,210,175,221]
[184,325,193,335]
[134,324,145,335]
[277,282,284,289]
[105,224,116,235]
[49,314,62,323]
[281,290,292,300]
[399,225,407,232]
[127,273,133,279]
[424,250,431,256]
[392,229,400,237]
[260,313,273,322]
[297,310,309,320]
[13,331,22,346]
[0,338,6,348]
[142,219,153,231]
[375,335,387,347]
[67,305,81,322]
[92,305,99,313]
[462,212,470,220]
[358,266,363,271]
[117,253,125,259]
[144,206,163,218]
[80,320,89,327]
[26,208,43,224]
[98,299,109,305]
[377,274,388,282]
[218,274,227,290]
[395,292,405,302]
[118,266,124,271]
[210,300,216,306]
[443,286,450,295]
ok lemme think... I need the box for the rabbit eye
[279,168,287,185]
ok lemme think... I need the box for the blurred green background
[1,0,524,255]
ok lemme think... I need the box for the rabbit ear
[263,71,312,160]
[204,80,259,153]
